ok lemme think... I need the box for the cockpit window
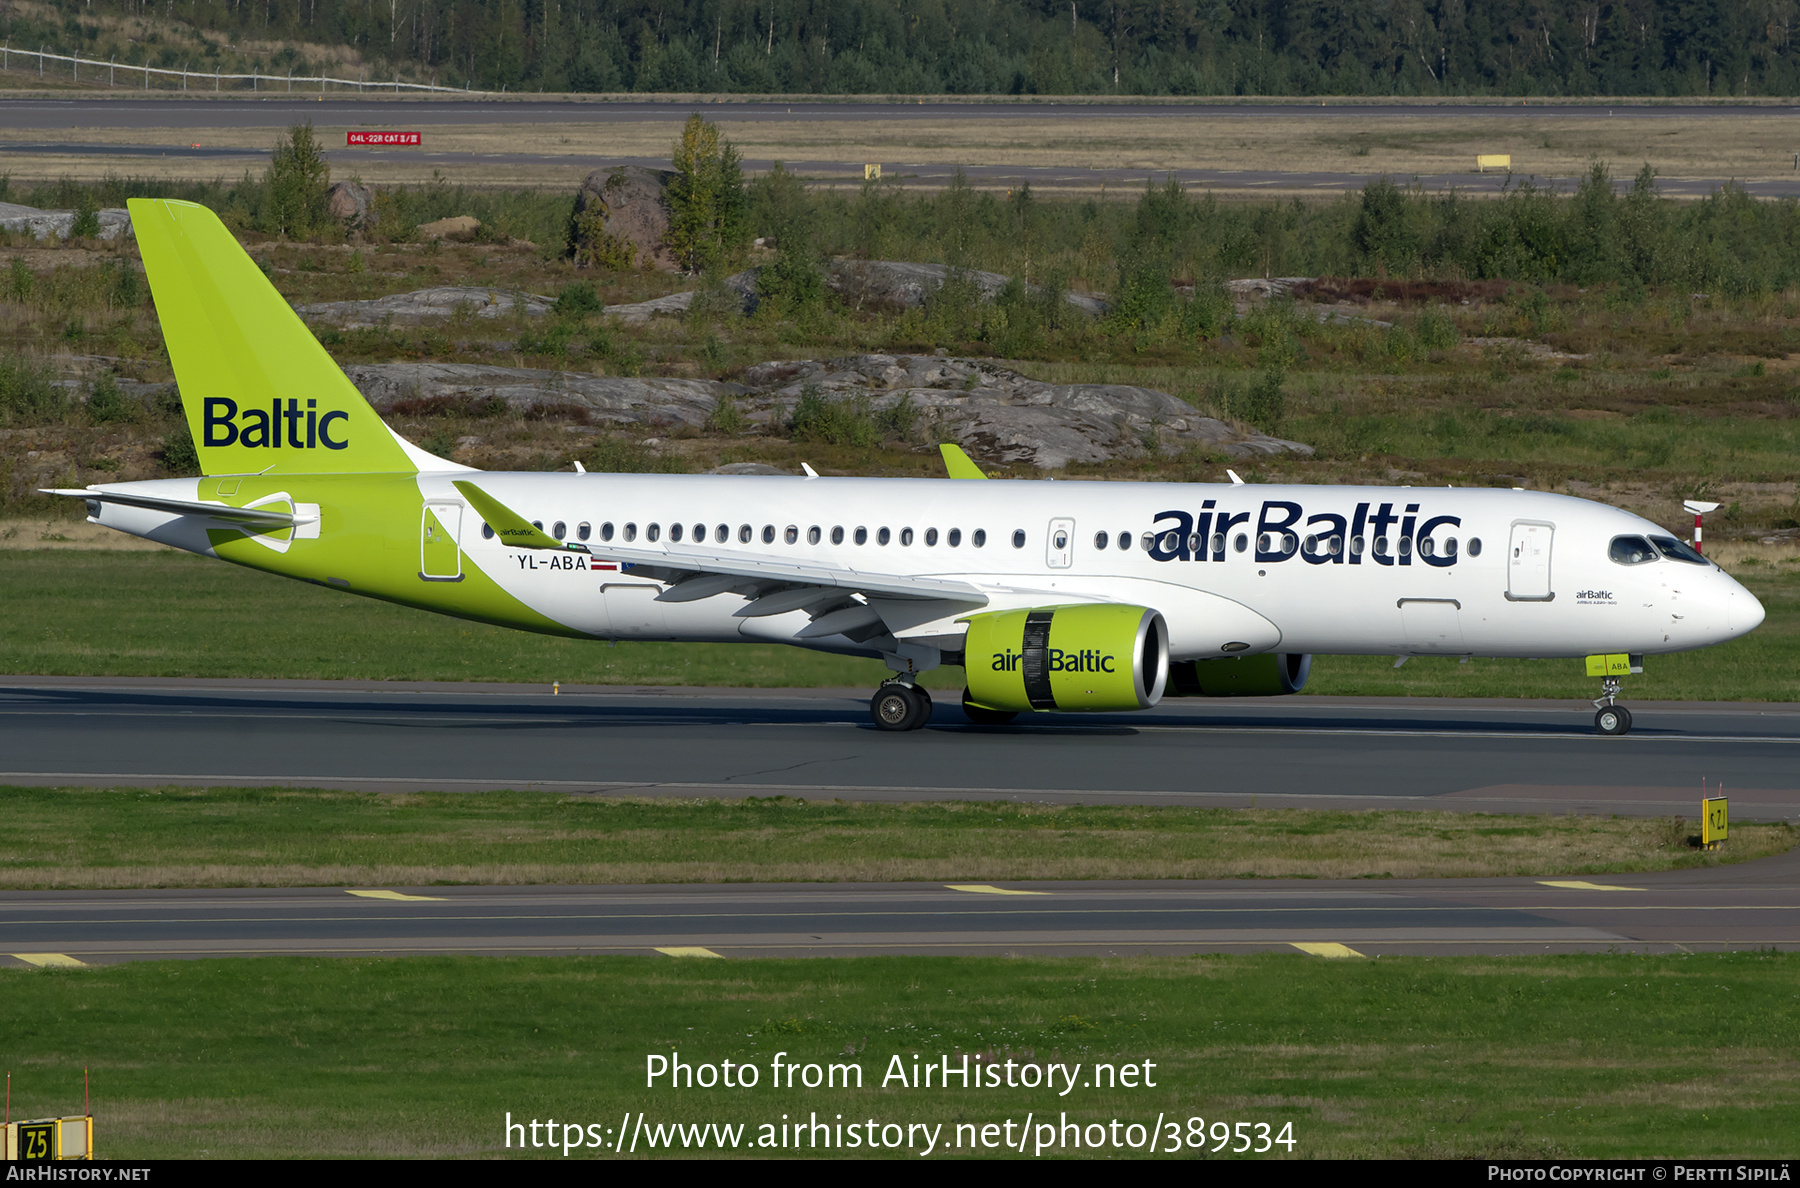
[1608,535,1659,565]
[1649,535,1709,565]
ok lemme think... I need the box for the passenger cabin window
[1012,529,1027,549]
[481,523,495,540]
[1234,533,1249,553]
[947,529,962,547]
[532,520,544,530]
[1649,535,1708,565]
[715,524,728,544]
[808,526,822,545]
[855,527,869,545]
[1210,533,1224,555]
[551,521,566,540]
[762,525,775,544]
[623,523,637,542]
[577,522,591,541]
[600,522,614,542]
[877,527,891,546]
[670,523,684,542]
[925,528,938,546]
[972,529,987,547]
[900,528,914,546]
[647,523,661,542]
[739,524,752,543]
[1095,530,1109,550]
[832,526,845,545]
[693,524,705,542]
[785,525,799,545]
[1468,538,1483,557]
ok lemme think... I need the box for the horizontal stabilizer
[42,487,307,530]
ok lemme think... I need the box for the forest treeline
[10,0,1800,96]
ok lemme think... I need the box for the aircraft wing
[454,479,989,607]
[42,486,310,532]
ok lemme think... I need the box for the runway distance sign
[1703,796,1729,848]
[346,131,421,146]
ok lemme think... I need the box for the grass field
[4,952,1796,1158]
[2,549,1796,700]
[6,787,1789,889]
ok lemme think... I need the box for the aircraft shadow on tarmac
[1,683,1663,739]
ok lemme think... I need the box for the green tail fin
[130,198,418,476]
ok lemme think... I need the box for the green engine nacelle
[962,604,1169,713]
[1167,653,1313,697]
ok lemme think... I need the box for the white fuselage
[410,473,1763,662]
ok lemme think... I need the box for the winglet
[939,443,988,480]
[452,480,568,550]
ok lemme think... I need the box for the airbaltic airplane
[49,199,1765,736]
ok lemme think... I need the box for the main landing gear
[870,679,933,732]
[1594,677,1633,737]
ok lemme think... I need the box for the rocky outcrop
[827,260,1109,316]
[347,353,1311,469]
[295,287,557,327]
[0,202,132,242]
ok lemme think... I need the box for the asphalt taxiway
[5,847,1797,964]
[2,678,1797,819]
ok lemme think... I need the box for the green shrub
[1416,304,1461,351]
[160,421,200,475]
[86,374,136,424]
[69,192,101,239]
[707,392,745,435]
[790,383,878,447]
[0,358,65,425]
[554,280,604,317]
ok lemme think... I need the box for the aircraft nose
[1730,583,1766,635]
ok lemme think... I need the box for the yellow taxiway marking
[945,884,1050,896]
[13,953,86,967]
[1290,943,1364,959]
[346,889,448,901]
[1538,881,1646,891]
[655,947,724,958]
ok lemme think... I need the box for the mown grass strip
[4,550,1797,699]
[3,953,1796,1158]
[1,787,1790,888]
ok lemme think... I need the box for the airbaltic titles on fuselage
[1148,498,1464,566]
[486,497,1466,573]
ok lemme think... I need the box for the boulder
[418,215,481,241]
[570,166,679,272]
[346,353,1312,470]
[325,181,374,228]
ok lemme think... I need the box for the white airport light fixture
[1683,500,1721,553]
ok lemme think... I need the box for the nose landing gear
[1586,653,1644,736]
[870,679,933,731]
[1594,677,1633,736]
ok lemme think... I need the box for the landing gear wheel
[962,689,1019,726]
[871,683,930,732]
[1594,705,1633,736]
